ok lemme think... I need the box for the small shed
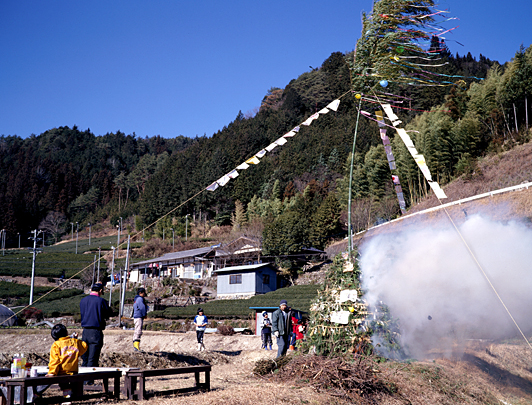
[213,263,278,299]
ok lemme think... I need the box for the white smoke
[359,213,532,359]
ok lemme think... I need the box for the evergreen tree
[309,194,342,249]
[304,253,370,356]
[231,200,247,231]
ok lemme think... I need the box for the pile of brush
[255,354,393,403]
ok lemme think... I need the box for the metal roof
[213,262,275,273]
[131,246,215,268]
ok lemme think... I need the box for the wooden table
[3,370,122,405]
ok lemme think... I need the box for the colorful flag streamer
[205,99,343,193]
[381,103,447,199]
[275,137,288,146]
[327,99,340,111]
[236,162,249,170]
[245,156,260,165]
[206,181,219,192]
[265,143,278,152]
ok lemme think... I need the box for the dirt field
[2,328,532,404]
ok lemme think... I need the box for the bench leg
[103,378,109,394]
[7,386,14,405]
[127,376,138,400]
[194,372,200,387]
[72,381,84,398]
[20,384,27,405]
[113,376,120,399]
[205,370,211,391]
[138,377,145,400]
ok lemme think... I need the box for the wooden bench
[4,370,122,405]
[125,365,211,400]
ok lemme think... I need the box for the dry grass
[410,141,532,215]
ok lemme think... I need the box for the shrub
[217,324,235,335]
[20,307,44,322]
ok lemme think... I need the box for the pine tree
[231,200,247,231]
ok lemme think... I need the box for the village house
[213,263,279,299]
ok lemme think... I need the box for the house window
[262,275,270,285]
[230,274,242,284]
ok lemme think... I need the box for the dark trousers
[81,329,104,367]
[261,332,272,348]
[290,331,296,346]
[196,330,205,344]
[276,334,289,358]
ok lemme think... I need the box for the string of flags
[380,103,447,200]
[205,98,341,192]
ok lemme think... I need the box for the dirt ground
[2,329,532,404]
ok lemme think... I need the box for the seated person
[36,324,88,401]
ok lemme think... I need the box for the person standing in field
[132,287,148,352]
[79,282,110,367]
[272,299,292,358]
[194,307,208,351]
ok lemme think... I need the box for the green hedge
[0,252,99,278]
[44,236,119,254]
[152,284,320,319]
[30,288,137,317]
[0,281,52,299]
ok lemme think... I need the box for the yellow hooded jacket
[48,337,88,375]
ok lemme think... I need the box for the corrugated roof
[213,263,275,273]
[131,246,215,268]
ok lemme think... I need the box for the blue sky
[0,1,530,139]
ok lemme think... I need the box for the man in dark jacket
[132,287,148,352]
[80,282,110,367]
[271,299,292,358]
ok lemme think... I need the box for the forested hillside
[1,41,531,253]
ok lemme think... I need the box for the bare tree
[39,211,66,243]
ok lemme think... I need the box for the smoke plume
[359,213,532,359]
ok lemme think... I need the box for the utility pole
[88,223,91,246]
[1,229,5,256]
[110,246,115,307]
[185,214,189,242]
[92,254,97,285]
[117,220,121,254]
[75,222,79,254]
[28,230,43,305]
[170,228,175,251]
[17,233,20,249]
[119,235,130,327]
[97,247,101,282]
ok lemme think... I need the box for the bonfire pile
[255,354,392,403]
